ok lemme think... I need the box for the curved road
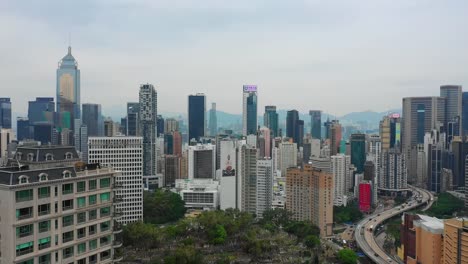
[355,186,434,264]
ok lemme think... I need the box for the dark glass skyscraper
[127,102,140,136]
[264,106,278,137]
[286,110,303,148]
[309,110,322,139]
[17,117,30,140]
[350,133,366,173]
[82,103,102,136]
[188,94,206,142]
[28,97,54,125]
[157,115,165,137]
[462,92,468,137]
[139,84,158,176]
[242,85,258,135]
[0,98,12,129]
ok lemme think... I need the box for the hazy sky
[1,0,467,118]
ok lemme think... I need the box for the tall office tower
[156,115,164,137]
[380,149,408,191]
[380,114,402,151]
[104,119,116,137]
[82,103,103,136]
[264,106,279,137]
[324,118,332,140]
[0,98,12,129]
[28,97,55,126]
[139,84,158,177]
[440,85,462,135]
[73,119,88,163]
[163,155,181,187]
[0,129,13,165]
[462,92,468,137]
[120,117,127,136]
[425,130,446,193]
[188,94,206,142]
[256,159,273,218]
[367,135,381,204]
[240,145,258,214]
[285,164,333,237]
[286,110,299,145]
[164,118,179,134]
[88,136,143,224]
[188,144,215,179]
[209,103,217,136]
[17,117,31,141]
[309,110,322,140]
[279,141,297,177]
[350,133,366,174]
[164,133,174,155]
[33,123,53,144]
[331,154,352,206]
[242,85,258,136]
[297,120,304,148]
[56,46,80,131]
[402,97,446,183]
[452,137,468,188]
[2,145,122,263]
[126,102,140,136]
[219,139,240,209]
[442,218,468,264]
[171,131,182,157]
[329,120,342,155]
[258,126,271,158]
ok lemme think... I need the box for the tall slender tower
[264,106,279,137]
[242,85,258,136]
[139,84,158,176]
[209,102,217,136]
[188,94,206,142]
[56,46,80,131]
[309,110,322,140]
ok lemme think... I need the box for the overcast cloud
[1,0,467,117]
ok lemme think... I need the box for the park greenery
[425,192,465,218]
[121,208,340,263]
[333,202,363,224]
[143,190,187,224]
[337,248,358,264]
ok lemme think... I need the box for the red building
[359,182,372,212]
[399,213,420,262]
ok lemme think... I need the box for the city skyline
[2,1,468,117]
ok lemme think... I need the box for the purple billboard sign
[243,85,257,92]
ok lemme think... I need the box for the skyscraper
[256,159,273,218]
[139,84,158,177]
[73,119,88,163]
[462,92,468,137]
[56,46,80,131]
[380,114,402,151]
[188,94,206,142]
[350,133,366,174]
[440,85,462,135]
[164,118,179,134]
[264,106,279,137]
[258,126,271,158]
[126,102,140,136]
[16,117,30,140]
[156,115,164,137]
[242,85,258,136]
[188,144,215,179]
[286,110,303,148]
[209,102,217,136]
[331,154,352,206]
[329,120,342,156]
[28,97,54,126]
[380,149,408,191]
[82,103,103,137]
[240,145,258,214]
[0,98,11,129]
[309,110,322,140]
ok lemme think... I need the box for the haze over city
[2,0,468,116]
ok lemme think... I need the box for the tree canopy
[143,190,186,224]
[337,248,358,264]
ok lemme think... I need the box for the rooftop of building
[12,145,80,163]
[414,215,444,234]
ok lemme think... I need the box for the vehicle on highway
[368,225,374,232]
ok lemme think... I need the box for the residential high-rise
[126,102,140,136]
[1,145,122,263]
[209,103,217,136]
[73,119,88,163]
[279,141,298,176]
[329,120,342,155]
[402,97,446,182]
[286,165,333,237]
[242,85,258,136]
[219,139,239,210]
[56,46,80,131]
[264,106,279,137]
[0,98,12,129]
[188,94,206,142]
[0,129,13,165]
[240,145,258,214]
[17,117,31,141]
[256,159,273,218]
[309,110,322,140]
[380,114,402,151]
[331,154,352,206]
[443,218,468,264]
[440,85,462,136]
[258,126,271,158]
[164,118,179,134]
[28,97,54,126]
[88,136,143,225]
[82,103,103,137]
[188,144,215,179]
[139,84,158,177]
[104,119,116,137]
[163,155,181,187]
[350,133,366,174]
[380,149,408,191]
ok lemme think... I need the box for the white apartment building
[88,137,143,225]
[175,179,219,210]
[331,154,351,206]
[279,142,297,176]
[256,159,273,218]
[188,144,216,180]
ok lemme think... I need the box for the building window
[89,194,97,205]
[16,189,33,202]
[62,246,74,258]
[89,209,97,220]
[16,241,34,256]
[38,237,51,250]
[38,186,50,198]
[62,200,74,211]
[38,204,50,216]
[89,254,98,263]
[38,253,51,264]
[62,170,72,179]
[100,192,110,203]
[77,197,86,208]
[99,236,111,246]
[27,153,34,161]
[16,224,33,238]
[38,220,50,233]
[18,175,29,184]
[77,227,86,239]
[100,178,110,188]
[89,179,97,190]
[100,249,111,260]
[62,231,74,244]
[64,152,73,160]
[16,207,33,220]
[100,221,110,232]
[77,181,86,192]
[45,153,54,161]
[77,242,86,254]
[77,212,86,224]
[16,152,23,160]
[100,207,110,217]
[77,258,86,264]
[62,183,73,195]
[89,239,97,250]
[39,173,48,182]
[88,225,97,236]
[62,215,74,227]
